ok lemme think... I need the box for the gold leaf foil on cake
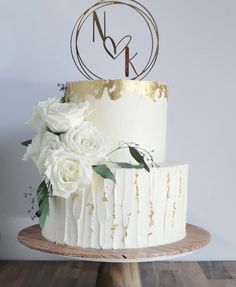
[65,79,168,103]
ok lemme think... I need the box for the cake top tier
[65,79,168,103]
[65,79,168,163]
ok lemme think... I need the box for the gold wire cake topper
[70,0,159,80]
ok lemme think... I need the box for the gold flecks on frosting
[149,201,155,227]
[164,173,171,232]
[123,216,131,241]
[112,204,116,220]
[65,79,168,103]
[71,192,80,201]
[111,201,117,238]
[167,173,171,199]
[134,171,139,200]
[86,203,95,216]
[134,171,141,230]
[132,171,141,245]
[111,224,119,235]
[178,170,182,198]
[102,193,108,202]
[172,202,177,227]
[124,223,129,239]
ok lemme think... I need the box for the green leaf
[115,162,144,169]
[93,165,116,184]
[60,95,66,103]
[38,196,49,228]
[36,180,48,206]
[128,146,150,172]
[35,180,50,228]
[35,209,41,217]
[46,128,63,137]
[21,140,32,147]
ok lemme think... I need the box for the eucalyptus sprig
[92,142,159,183]
[23,178,51,228]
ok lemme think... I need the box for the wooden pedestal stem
[96,263,142,287]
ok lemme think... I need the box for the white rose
[45,148,92,198]
[28,98,57,132]
[40,131,61,151]
[23,131,61,173]
[36,132,61,174]
[23,134,43,163]
[46,101,89,133]
[61,121,108,164]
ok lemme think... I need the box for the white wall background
[0,0,236,260]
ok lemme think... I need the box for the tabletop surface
[18,224,210,263]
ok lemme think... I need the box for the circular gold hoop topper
[70,0,159,80]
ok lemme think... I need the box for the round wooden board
[18,224,210,263]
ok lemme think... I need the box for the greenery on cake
[22,89,158,227]
[35,179,51,228]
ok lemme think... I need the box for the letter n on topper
[93,11,107,42]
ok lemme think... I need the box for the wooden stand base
[17,224,210,263]
[18,224,210,286]
[96,263,142,287]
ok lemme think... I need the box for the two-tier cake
[22,1,188,250]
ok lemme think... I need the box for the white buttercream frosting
[42,162,188,249]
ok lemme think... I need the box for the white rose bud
[45,148,92,198]
[61,121,108,164]
[28,98,57,132]
[46,101,89,133]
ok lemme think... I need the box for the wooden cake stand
[18,224,210,287]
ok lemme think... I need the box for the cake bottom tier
[42,162,188,249]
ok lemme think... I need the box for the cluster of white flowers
[23,98,108,198]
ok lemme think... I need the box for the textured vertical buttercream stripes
[42,164,188,249]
